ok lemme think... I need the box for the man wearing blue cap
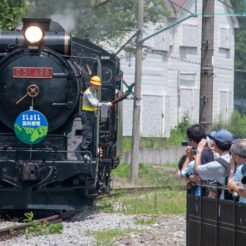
[190,129,234,198]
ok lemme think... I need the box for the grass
[122,136,185,151]
[87,229,139,246]
[97,189,186,215]
[133,216,157,225]
[94,163,186,245]
[111,163,185,187]
[97,163,186,215]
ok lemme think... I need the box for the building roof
[170,0,188,13]
[169,0,239,28]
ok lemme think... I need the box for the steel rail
[0,211,77,241]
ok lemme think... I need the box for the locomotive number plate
[13,67,53,78]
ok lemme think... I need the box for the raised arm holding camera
[180,124,214,177]
[179,124,214,194]
[190,129,233,198]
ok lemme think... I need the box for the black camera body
[181,140,197,154]
[181,140,189,146]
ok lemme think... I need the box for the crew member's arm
[87,93,112,107]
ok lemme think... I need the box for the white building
[119,0,238,137]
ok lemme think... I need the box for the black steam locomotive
[0,18,122,211]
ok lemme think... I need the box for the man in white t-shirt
[190,129,234,190]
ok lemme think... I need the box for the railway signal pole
[199,0,215,132]
[131,0,144,181]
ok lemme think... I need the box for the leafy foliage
[0,0,26,30]
[26,0,169,44]
[213,110,246,138]
[234,1,246,105]
[23,211,63,237]
[165,115,190,146]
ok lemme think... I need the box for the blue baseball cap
[209,129,234,145]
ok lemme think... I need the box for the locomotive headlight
[24,26,44,44]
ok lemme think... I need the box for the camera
[181,140,189,147]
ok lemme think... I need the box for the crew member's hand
[105,102,113,107]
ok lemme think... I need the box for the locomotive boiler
[0,18,122,211]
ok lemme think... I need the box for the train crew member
[79,75,112,160]
[190,129,234,198]
[227,139,246,203]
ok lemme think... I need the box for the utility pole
[199,0,215,132]
[130,0,144,181]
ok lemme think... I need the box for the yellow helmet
[90,76,101,86]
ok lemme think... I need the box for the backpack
[216,158,230,177]
[216,157,233,200]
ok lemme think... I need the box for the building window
[179,73,196,87]
[180,24,199,47]
[219,26,230,49]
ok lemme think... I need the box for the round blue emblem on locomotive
[14,110,48,144]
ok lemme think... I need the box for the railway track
[113,184,185,192]
[107,184,186,197]
[0,185,185,241]
[0,211,77,242]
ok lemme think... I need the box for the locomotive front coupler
[21,162,39,181]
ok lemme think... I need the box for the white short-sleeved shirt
[232,164,246,204]
[197,153,230,185]
[181,160,195,178]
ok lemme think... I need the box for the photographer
[180,124,214,195]
[180,124,214,177]
[191,129,233,198]
[227,139,246,203]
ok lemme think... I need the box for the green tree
[26,0,169,43]
[234,0,246,111]
[0,0,26,30]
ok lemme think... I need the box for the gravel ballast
[0,212,185,246]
